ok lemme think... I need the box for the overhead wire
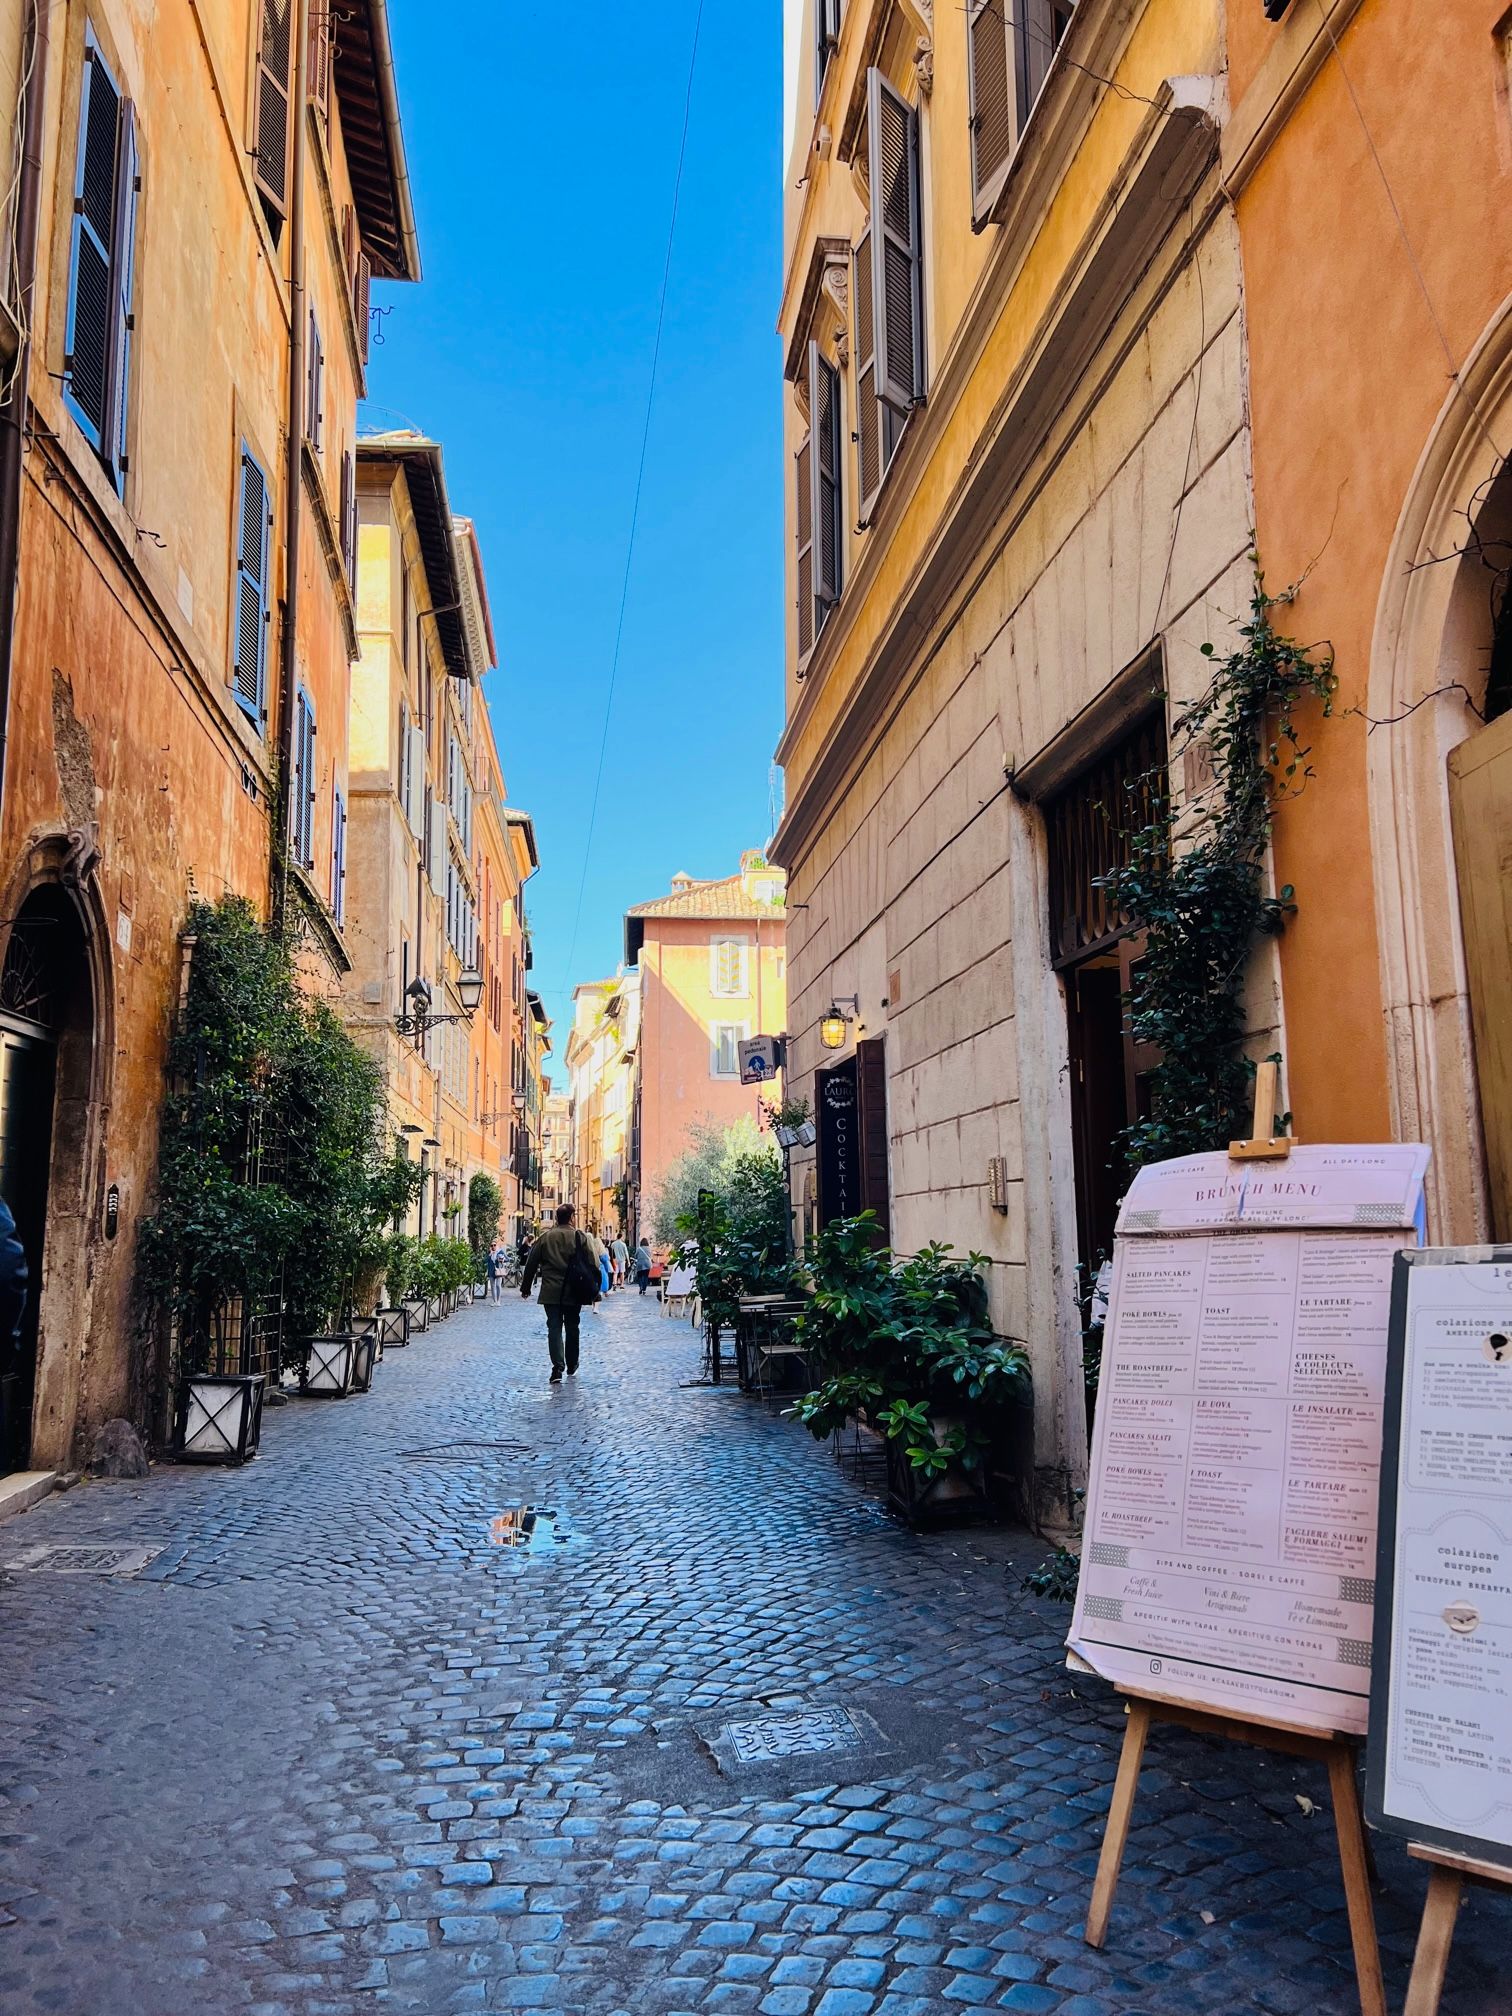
[556,0,706,1004]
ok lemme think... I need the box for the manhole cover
[719,1704,874,1766]
[403,1441,533,1462]
[5,1542,164,1576]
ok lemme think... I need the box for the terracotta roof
[625,875,781,922]
[624,876,784,964]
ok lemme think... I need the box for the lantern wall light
[819,995,860,1050]
[396,968,485,1038]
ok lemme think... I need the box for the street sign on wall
[816,1058,859,1227]
[739,1035,783,1085]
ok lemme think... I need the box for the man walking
[611,1233,629,1290]
[519,1204,594,1382]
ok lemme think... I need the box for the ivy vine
[1099,574,1336,1169]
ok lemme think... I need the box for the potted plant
[790,1216,1030,1525]
[763,1093,817,1151]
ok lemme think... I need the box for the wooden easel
[1402,1844,1512,2016]
[1084,1690,1385,2016]
[1084,1065,1386,2016]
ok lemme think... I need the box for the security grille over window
[0,922,56,1028]
[1045,709,1166,968]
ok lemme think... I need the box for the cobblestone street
[0,1291,1504,2016]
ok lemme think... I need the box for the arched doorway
[0,884,92,1474]
[1369,294,1512,1240]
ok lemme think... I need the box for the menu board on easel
[1067,1143,1431,1737]
[1366,1247,1512,1863]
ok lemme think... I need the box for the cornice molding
[1221,0,1366,196]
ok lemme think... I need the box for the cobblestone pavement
[0,1291,1505,2016]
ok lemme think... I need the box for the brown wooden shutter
[253,0,293,220]
[309,2,332,117]
[967,1,1014,213]
[853,231,879,517]
[354,251,372,365]
[795,433,813,659]
[867,68,922,416]
[856,1036,891,1246]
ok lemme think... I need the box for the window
[814,0,842,104]
[967,0,1075,217]
[711,1023,747,1079]
[330,787,347,922]
[796,342,842,658]
[232,442,272,725]
[252,0,293,228]
[306,309,323,450]
[290,686,316,869]
[65,33,139,484]
[710,937,750,999]
[854,70,921,518]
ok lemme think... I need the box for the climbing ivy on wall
[1100,574,1336,1170]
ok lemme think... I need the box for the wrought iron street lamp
[396,968,485,1038]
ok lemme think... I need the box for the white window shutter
[406,725,425,835]
[428,798,446,897]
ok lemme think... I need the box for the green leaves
[791,1217,1029,1460]
[139,895,424,1376]
[1098,575,1335,1171]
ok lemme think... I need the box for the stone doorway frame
[1368,290,1512,1242]
[0,829,114,1467]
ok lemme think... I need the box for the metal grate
[722,1705,868,1766]
[7,1542,164,1575]
[1045,708,1166,967]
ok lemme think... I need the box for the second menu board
[1068,1144,1430,1736]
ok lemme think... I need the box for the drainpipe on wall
[273,0,310,930]
[0,0,51,823]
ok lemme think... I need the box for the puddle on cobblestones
[487,1507,560,1549]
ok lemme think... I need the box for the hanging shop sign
[816,1057,859,1229]
[1366,1247,1512,1863]
[1067,1141,1431,1736]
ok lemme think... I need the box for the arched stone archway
[0,833,113,1473]
[1369,293,1512,1241]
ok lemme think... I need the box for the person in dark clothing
[633,1238,653,1295]
[0,1198,26,1345]
[519,1204,591,1382]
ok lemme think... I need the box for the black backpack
[564,1233,602,1306]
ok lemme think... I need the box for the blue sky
[366,3,785,1057]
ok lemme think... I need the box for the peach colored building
[624,853,787,1239]
[1226,0,1512,1244]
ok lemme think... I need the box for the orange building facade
[1227,0,1512,1241]
[624,854,787,1239]
[0,0,415,1475]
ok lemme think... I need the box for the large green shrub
[791,1215,1029,1476]
[139,896,416,1375]
[468,1173,503,1257]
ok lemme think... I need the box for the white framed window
[710,936,750,999]
[711,1021,748,1079]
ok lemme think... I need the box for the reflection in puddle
[489,1507,559,1548]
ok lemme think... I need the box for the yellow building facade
[773,0,1254,1520]
[566,976,639,1241]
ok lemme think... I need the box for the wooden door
[856,1037,891,1247]
[1449,708,1512,1239]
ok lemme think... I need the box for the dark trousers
[636,1268,651,1294]
[545,1300,581,1372]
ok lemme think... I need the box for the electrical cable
[557,0,705,1000]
